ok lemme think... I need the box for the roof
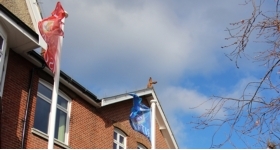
[101,88,179,149]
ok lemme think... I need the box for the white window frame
[137,143,147,149]
[34,79,71,145]
[0,24,8,97]
[113,128,127,149]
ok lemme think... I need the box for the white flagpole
[150,100,157,149]
[48,12,68,149]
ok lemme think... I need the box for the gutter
[60,71,99,102]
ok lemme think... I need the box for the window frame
[113,128,127,149]
[0,24,8,97]
[34,79,71,145]
[137,143,147,149]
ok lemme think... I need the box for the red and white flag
[38,2,66,73]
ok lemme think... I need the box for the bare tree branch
[192,0,280,148]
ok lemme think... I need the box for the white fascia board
[26,0,42,33]
[101,88,154,106]
[0,13,38,45]
[25,0,47,50]
[150,91,179,149]
[156,104,178,149]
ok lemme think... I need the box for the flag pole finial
[64,11,68,18]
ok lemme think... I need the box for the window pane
[119,136,124,144]
[57,95,67,109]
[0,36,3,50]
[38,83,52,99]
[114,131,117,140]
[34,97,50,133]
[119,146,123,149]
[137,144,147,149]
[54,109,66,142]
[113,143,117,149]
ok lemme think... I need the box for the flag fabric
[38,2,66,73]
[129,93,151,140]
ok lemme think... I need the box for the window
[33,80,71,144]
[0,36,4,51]
[137,143,147,149]
[0,25,8,97]
[113,128,127,149]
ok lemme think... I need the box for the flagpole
[48,12,68,149]
[150,100,157,149]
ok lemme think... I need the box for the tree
[192,0,280,148]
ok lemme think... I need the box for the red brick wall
[68,93,169,149]
[1,50,170,149]
[1,50,39,148]
[68,96,114,148]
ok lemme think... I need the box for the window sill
[31,128,71,149]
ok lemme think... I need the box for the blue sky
[39,0,275,148]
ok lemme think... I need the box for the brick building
[0,1,178,149]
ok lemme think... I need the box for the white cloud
[159,86,227,118]
[159,76,259,118]
[224,76,260,99]
[40,0,254,92]
[166,116,189,149]
[158,75,260,147]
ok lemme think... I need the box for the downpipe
[21,64,45,149]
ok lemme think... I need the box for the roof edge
[27,50,101,105]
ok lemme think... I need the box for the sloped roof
[101,88,179,149]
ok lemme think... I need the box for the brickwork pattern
[1,50,39,148]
